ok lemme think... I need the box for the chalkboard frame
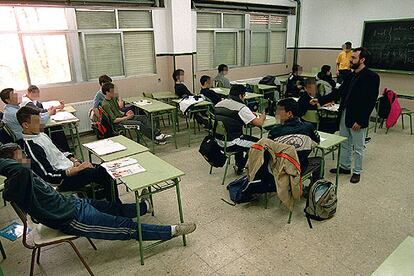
[362,18,414,75]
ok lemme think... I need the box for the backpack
[304,179,337,228]
[259,75,279,86]
[377,90,392,119]
[226,176,261,204]
[93,108,114,139]
[199,135,226,167]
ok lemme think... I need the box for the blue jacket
[3,104,22,140]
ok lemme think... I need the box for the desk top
[151,91,179,100]
[120,152,185,191]
[261,115,278,129]
[317,131,347,150]
[85,135,149,162]
[372,236,414,276]
[45,117,79,128]
[124,96,176,113]
[62,105,76,114]
[171,98,213,107]
[257,84,277,90]
[212,88,263,100]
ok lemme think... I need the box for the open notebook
[42,100,61,110]
[102,157,145,179]
[83,139,126,156]
[50,111,78,122]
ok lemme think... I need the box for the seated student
[316,65,337,95]
[20,85,70,152]
[92,75,129,116]
[297,78,338,133]
[214,64,231,88]
[0,143,196,241]
[1,88,27,145]
[200,75,221,105]
[268,98,322,182]
[101,83,170,144]
[16,106,120,202]
[286,64,305,98]
[214,85,265,174]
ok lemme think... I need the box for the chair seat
[33,224,77,245]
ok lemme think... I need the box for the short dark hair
[277,98,298,116]
[218,64,228,73]
[0,143,20,159]
[200,75,211,86]
[99,75,112,86]
[345,41,352,49]
[0,88,14,104]
[172,69,184,81]
[27,85,39,93]
[321,65,331,74]
[304,77,316,87]
[229,84,246,98]
[353,47,371,65]
[16,105,40,126]
[292,64,302,73]
[101,82,115,95]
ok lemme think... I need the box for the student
[286,64,304,98]
[20,85,70,152]
[16,106,120,202]
[336,42,352,83]
[316,65,337,95]
[214,85,265,174]
[268,98,321,182]
[0,143,196,241]
[330,47,380,184]
[101,82,170,144]
[92,75,128,115]
[200,75,221,105]
[214,64,231,88]
[1,88,26,145]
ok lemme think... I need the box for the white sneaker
[172,223,197,237]
[140,188,153,214]
[156,133,172,140]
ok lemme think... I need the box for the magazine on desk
[83,139,127,156]
[102,157,145,179]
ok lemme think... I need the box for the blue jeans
[60,198,172,241]
[339,110,366,174]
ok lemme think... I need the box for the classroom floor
[1,119,413,276]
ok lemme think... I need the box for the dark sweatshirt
[200,88,221,105]
[0,159,75,229]
[174,83,192,98]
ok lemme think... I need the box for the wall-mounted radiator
[70,100,93,133]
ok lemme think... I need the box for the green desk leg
[335,146,341,194]
[174,179,186,246]
[172,110,178,149]
[88,151,92,163]
[135,190,145,265]
[73,123,84,161]
[150,113,155,153]
[176,107,180,133]
[320,148,326,179]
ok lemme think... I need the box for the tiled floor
[1,120,413,275]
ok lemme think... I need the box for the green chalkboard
[362,19,414,72]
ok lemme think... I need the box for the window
[0,7,71,89]
[76,9,155,80]
[196,12,287,70]
[196,12,246,70]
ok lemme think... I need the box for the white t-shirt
[238,106,256,125]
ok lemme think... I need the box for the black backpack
[259,75,277,86]
[377,93,392,119]
[199,135,226,167]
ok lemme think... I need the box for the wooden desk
[124,96,177,152]
[119,152,186,265]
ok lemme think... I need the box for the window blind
[84,33,123,79]
[118,10,152,28]
[250,14,269,30]
[197,13,221,28]
[196,31,214,70]
[251,32,268,64]
[270,31,286,63]
[76,10,116,29]
[238,31,245,66]
[216,32,236,66]
[124,31,155,75]
[223,14,244,28]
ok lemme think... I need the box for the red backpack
[383,88,402,129]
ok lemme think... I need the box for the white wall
[299,0,414,48]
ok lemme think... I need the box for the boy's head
[292,64,303,75]
[276,98,298,123]
[102,82,115,98]
[200,75,211,88]
[344,41,352,52]
[172,69,184,82]
[320,65,331,76]
[16,105,42,135]
[304,78,317,97]
[0,143,31,166]
[27,85,40,100]
[98,75,112,87]
[229,84,246,101]
[218,64,229,75]
[0,88,19,105]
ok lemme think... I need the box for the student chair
[401,107,413,135]
[11,202,97,276]
[316,82,327,97]
[0,122,17,144]
[301,110,320,130]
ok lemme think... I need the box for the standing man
[330,47,380,184]
[336,42,353,83]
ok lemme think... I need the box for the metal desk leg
[135,190,145,265]
[335,146,341,194]
[73,123,84,161]
[320,148,326,178]
[176,107,180,133]
[148,186,154,216]
[174,178,186,246]
[172,110,178,149]
[88,151,92,163]
[150,113,155,153]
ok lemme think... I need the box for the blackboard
[362,19,414,72]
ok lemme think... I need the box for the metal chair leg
[87,238,97,251]
[209,166,213,175]
[67,241,94,276]
[409,114,413,135]
[222,157,230,185]
[36,247,41,264]
[264,193,268,209]
[30,248,37,276]
[288,211,293,224]
[0,240,6,259]
[402,115,405,129]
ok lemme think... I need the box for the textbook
[102,157,145,179]
[51,111,78,122]
[0,221,28,241]
[83,139,127,156]
[42,100,62,110]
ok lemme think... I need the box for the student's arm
[0,159,33,205]
[239,107,265,127]
[336,54,341,74]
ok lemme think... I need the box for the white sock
[144,200,150,211]
[171,225,177,236]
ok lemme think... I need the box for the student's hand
[58,100,65,109]
[352,122,361,131]
[336,70,340,76]
[125,113,134,120]
[309,98,319,105]
[126,110,134,117]
[118,98,124,108]
[48,107,57,115]
[323,102,334,107]
[297,84,303,89]
[78,162,94,171]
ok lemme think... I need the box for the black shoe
[233,165,244,175]
[365,137,371,143]
[329,167,351,174]
[350,173,360,184]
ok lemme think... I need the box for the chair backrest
[143,92,154,99]
[10,202,34,249]
[317,82,326,97]
[0,122,16,144]
[251,84,260,94]
[302,110,319,124]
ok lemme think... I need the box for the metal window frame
[249,30,271,66]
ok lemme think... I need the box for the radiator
[70,100,93,133]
